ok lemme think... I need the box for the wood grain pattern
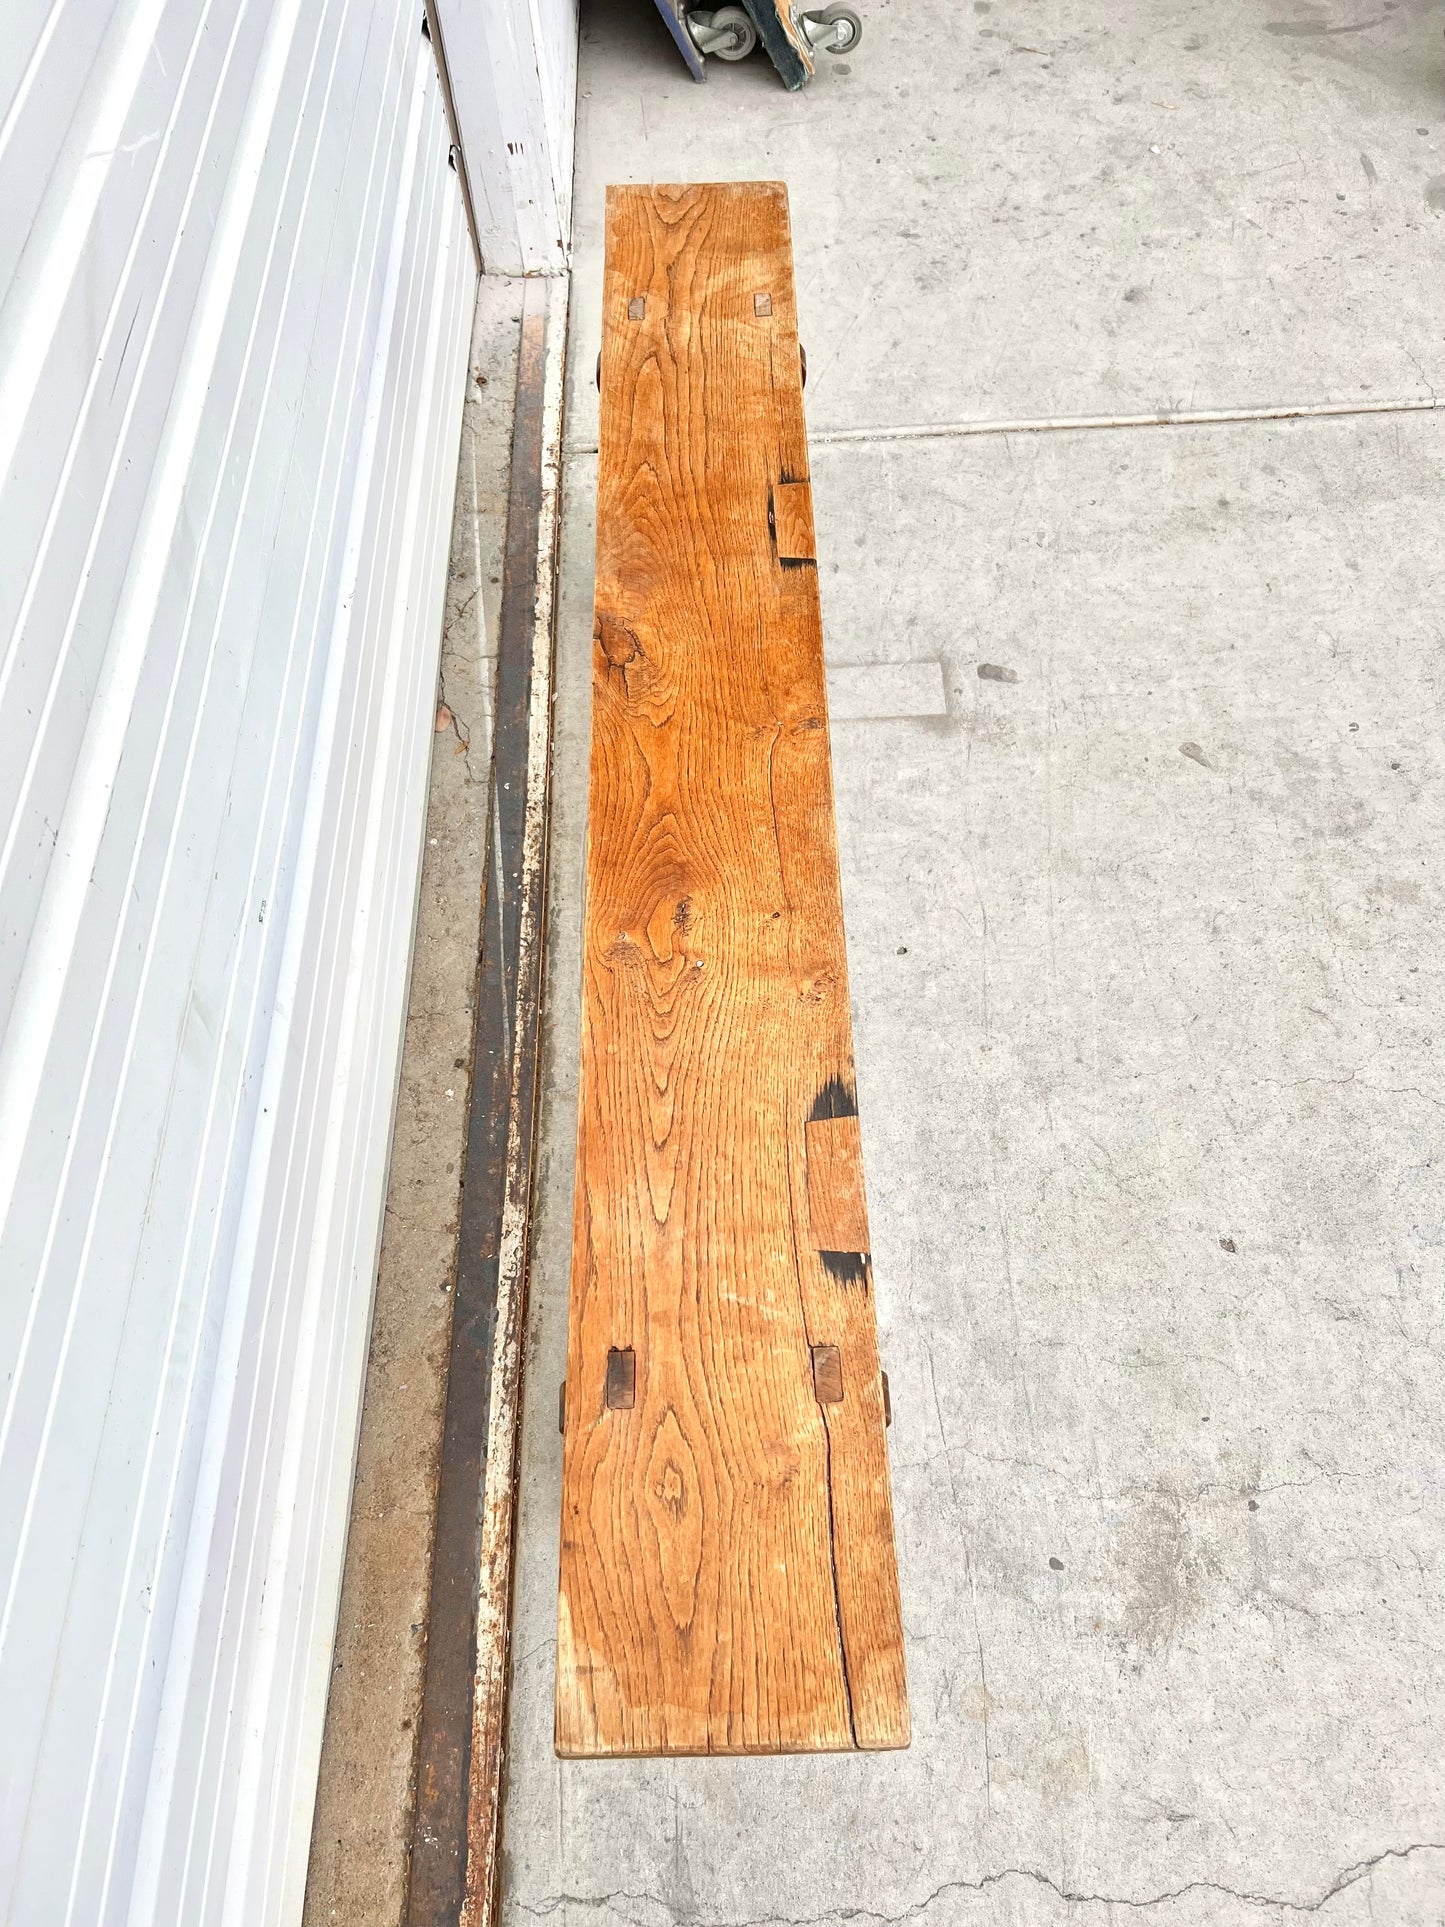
[555,183,908,1758]
[772,480,817,562]
[805,1114,870,1255]
[810,1345,844,1406]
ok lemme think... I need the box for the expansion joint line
[563,392,1441,460]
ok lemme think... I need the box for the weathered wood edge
[738,0,814,89]
[404,272,568,1927]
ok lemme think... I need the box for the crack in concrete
[437,668,478,782]
[514,1842,1445,1924]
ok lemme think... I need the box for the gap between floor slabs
[563,392,1441,460]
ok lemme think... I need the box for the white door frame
[427,0,578,275]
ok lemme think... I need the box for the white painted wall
[434,0,580,273]
[0,1,476,1921]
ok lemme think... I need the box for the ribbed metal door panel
[0,1,476,1920]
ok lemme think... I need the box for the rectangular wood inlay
[772,479,816,562]
[811,1345,845,1405]
[805,1113,870,1255]
[555,182,909,1760]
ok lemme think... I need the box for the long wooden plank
[555,183,908,1758]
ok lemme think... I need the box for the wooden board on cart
[739,0,814,87]
[555,182,909,1759]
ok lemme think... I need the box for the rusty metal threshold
[405,272,567,1927]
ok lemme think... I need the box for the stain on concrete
[1360,152,1377,183]
[977,662,1019,683]
[1179,741,1213,768]
[1042,1732,1092,1797]
[1367,876,1421,906]
[1114,1484,1222,1653]
[1265,14,1387,36]
[1426,175,1445,211]
[827,658,947,720]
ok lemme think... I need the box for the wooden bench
[555,182,909,1757]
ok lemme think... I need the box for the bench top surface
[556,182,908,1758]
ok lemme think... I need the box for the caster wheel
[596,350,602,391]
[708,4,757,58]
[807,3,861,52]
[800,344,807,388]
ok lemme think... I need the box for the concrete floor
[502,1,1445,1923]
[303,279,522,1927]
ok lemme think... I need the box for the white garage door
[0,0,476,1920]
